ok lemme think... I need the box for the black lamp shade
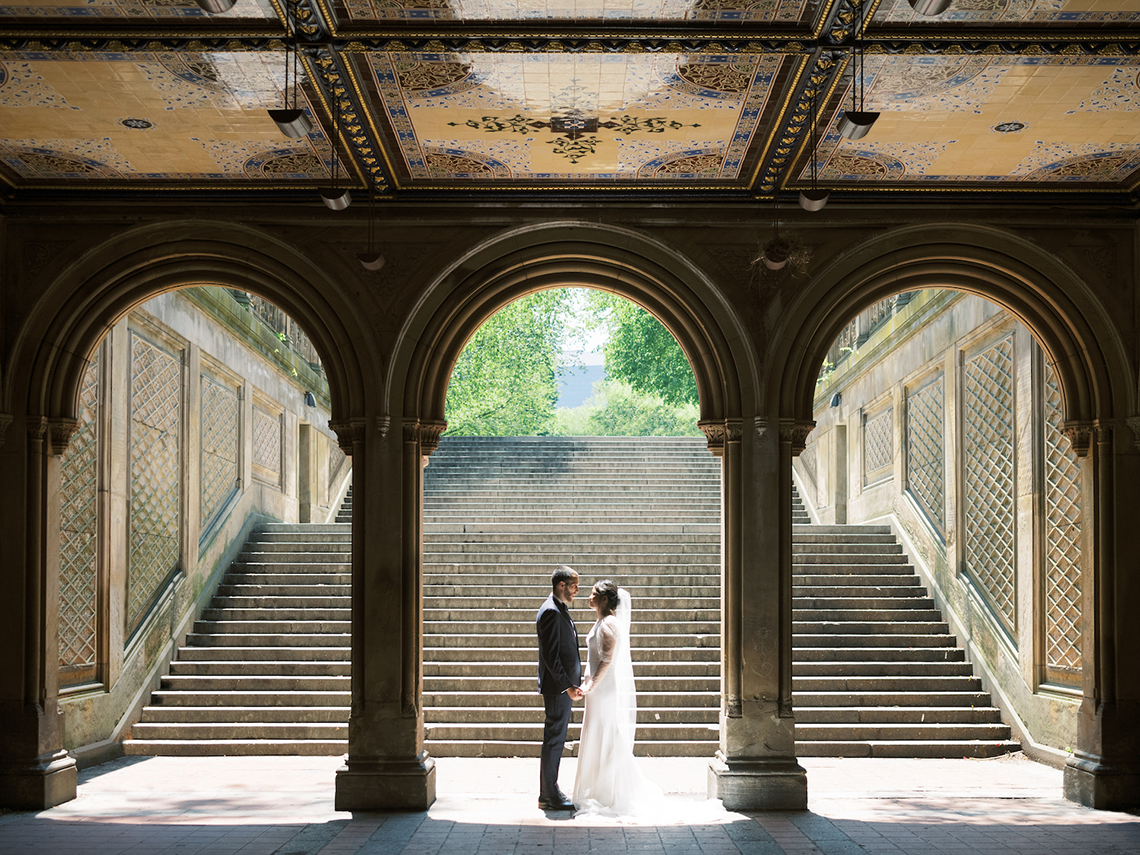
[837,111,880,140]
[320,187,352,211]
[268,108,313,139]
[357,252,386,271]
[908,0,953,14]
[195,0,237,11]
[799,188,830,212]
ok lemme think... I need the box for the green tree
[588,292,698,407]
[551,379,702,437]
[444,290,571,436]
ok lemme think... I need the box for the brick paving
[0,755,1137,855]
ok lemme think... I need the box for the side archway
[0,220,377,810]
[768,222,1139,810]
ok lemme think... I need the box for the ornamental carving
[1061,421,1095,457]
[48,417,80,457]
[778,419,815,454]
[330,418,368,453]
[698,420,727,456]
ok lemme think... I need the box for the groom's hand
[567,686,584,700]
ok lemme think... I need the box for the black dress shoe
[538,797,576,811]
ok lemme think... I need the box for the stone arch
[8,220,377,431]
[770,223,1131,438]
[392,221,757,433]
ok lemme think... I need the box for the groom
[535,565,582,811]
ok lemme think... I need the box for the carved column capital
[403,420,447,457]
[725,418,743,443]
[778,419,815,455]
[47,417,80,456]
[1062,420,1096,457]
[330,417,368,454]
[698,420,727,457]
[0,413,12,450]
[1125,416,1140,450]
[26,416,48,444]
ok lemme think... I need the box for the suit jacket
[536,593,581,695]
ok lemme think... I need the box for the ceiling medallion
[121,118,152,130]
[994,122,1026,133]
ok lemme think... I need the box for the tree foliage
[588,292,698,407]
[444,290,571,436]
[552,379,702,437]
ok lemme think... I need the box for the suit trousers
[539,689,572,801]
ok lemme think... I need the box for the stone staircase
[123,436,1016,759]
[124,523,352,755]
[421,436,722,757]
[791,522,1018,757]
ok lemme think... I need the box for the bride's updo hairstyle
[593,579,620,615]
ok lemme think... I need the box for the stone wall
[55,287,350,765]
[797,290,1084,764]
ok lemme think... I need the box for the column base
[708,752,807,811]
[335,753,436,811]
[0,749,77,810]
[1064,753,1140,811]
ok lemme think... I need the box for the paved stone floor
[1,754,1138,855]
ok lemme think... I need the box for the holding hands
[567,686,584,700]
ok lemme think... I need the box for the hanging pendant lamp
[837,1,879,140]
[357,188,386,269]
[321,99,352,211]
[908,0,952,14]
[799,84,829,212]
[268,23,313,138]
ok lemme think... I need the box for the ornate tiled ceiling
[1,0,1138,202]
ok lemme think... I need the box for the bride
[572,579,664,816]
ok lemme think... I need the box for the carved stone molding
[403,420,447,456]
[330,418,368,454]
[377,415,391,439]
[725,418,743,444]
[1125,417,1140,451]
[47,418,80,457]
[778,419,815,455]
[26,417,47,444]
[698,420,726,457]
[725,697,743,719]
[1094,419,1114,446]
[0,414,12,450]
[1062,420,1095,457]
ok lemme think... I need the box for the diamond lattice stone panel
[963,338,1017,635]
[59,357,99,675]
[1044,363,1082,680]
[253,405,282,485]
[864,408,892,478]
[200,375,239,529]
[329,438,347,493]
[799,442,818,485]
[906,377,944,532]
[128,333,181,635]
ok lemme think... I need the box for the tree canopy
[588,292,698,407]
[443,288,700,436]
[443,290,571,436]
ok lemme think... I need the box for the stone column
[0,415,78,809]
[334,416,437,811]
[1063,420,1140,809]
[706,417,808,810]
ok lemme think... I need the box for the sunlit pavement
[1,754,1138,854]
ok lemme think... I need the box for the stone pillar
[706,417,808,810]
[334,416,437,811]
[1063,420,1140,809]
[0,415,78,809]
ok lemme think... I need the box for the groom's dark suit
[536,593,581,804]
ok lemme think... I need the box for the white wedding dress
[572,589,664,817]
